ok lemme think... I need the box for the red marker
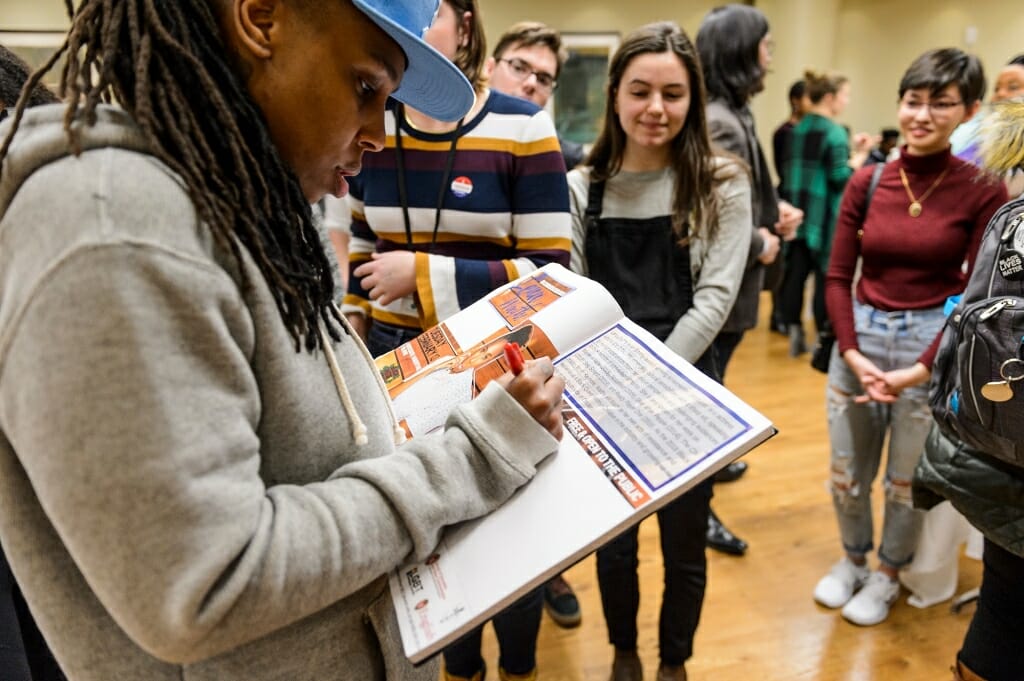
[504,341,526,376]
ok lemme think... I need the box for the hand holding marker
[504,342,526,376]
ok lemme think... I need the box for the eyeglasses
[900,98,964,116]
[496,57,557,91]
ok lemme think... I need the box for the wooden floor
[475,294,980,680]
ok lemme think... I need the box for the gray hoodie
[0,105,558,680]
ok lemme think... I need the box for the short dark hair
[1008,54,1024,68]
[898,48,986,105]
[0,45,59,109]
[880,128,899,141]
[788,79,805,102]
[696,4,770,108]
[492,22,568,78]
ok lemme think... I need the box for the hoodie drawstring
[320,308,407,447]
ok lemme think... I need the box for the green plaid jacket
[782,113,853,269]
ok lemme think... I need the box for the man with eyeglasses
[483,22,585,631]
[486,22,585,170]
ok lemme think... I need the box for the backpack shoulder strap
[864,161,885,215]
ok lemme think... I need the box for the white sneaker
[813,558,870,609]
[841,571,900,626]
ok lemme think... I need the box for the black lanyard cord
[394,103,464,251]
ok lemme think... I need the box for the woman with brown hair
[569,21,751,681]
[779,70,874,356]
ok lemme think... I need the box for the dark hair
[446,0,487,93]
[898,48,986,105]
[804,70,848,104]
[587,21,734,243]
[0,45,59,108]
[696,4,770,108]
[0,0,340,351]
[881,128,900,141]
[1008,54,1024,68]
[492,21,568,79]
[788,79,805,102]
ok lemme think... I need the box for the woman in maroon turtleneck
[814,48,1007,628]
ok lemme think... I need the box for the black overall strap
[394,103,464,251]
[585,178,606,224]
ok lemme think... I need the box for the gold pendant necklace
[899,166,950,218]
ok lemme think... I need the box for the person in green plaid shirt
[779,70,873,356]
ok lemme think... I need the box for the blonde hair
[981,100,1024,174]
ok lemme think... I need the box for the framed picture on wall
[0,31,67,90]
[546,32,619,149]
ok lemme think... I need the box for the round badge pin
[450,176,473,199]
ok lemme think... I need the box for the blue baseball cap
[352,0,475,122]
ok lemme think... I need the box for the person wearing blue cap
[0,1,566,680]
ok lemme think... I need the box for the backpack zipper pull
[979,298,1017,321]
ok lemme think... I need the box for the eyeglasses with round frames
[496,57,557,91]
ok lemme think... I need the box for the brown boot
[656,663,687,681]
[609,649,643,681]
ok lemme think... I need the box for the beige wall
[1,2,70,30]
[833,0,1024,136]
[482,0,1024,172]
[5,0,1023,164]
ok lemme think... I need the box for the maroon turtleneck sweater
[825,146,1007,368]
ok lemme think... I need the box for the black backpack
[930,194,1024,468]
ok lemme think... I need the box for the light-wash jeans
[825,301,946,568]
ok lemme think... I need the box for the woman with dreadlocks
[0,1,565,680]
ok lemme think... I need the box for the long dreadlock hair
[0,0,340,351]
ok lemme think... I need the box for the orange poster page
[489,271,575,328]
[378,324,460,391]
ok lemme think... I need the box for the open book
[379,264,774,663]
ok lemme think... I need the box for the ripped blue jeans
[825,301,946,568]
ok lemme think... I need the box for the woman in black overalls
[567,22,752,681]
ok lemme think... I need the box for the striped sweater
[344,90,571,331]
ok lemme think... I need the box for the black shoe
[544,574,582,628]
[706,510,748,556]
[714,461,748,483]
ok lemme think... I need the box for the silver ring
[999,358,1024,382]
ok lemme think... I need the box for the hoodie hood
[0,104,151,219]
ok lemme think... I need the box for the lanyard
[394,103,464,250]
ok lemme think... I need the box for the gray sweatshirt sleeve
[0,238,558,664]
[663,167,753,362]
[567,167,591,276]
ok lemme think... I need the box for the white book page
[391,316,773,663]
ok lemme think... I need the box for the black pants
[711,331,744,382]
[958,539,1024,681]
[1,545,65,681]
[596,479,713,666]
[443,587,543,677]
[779,239,827,333]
